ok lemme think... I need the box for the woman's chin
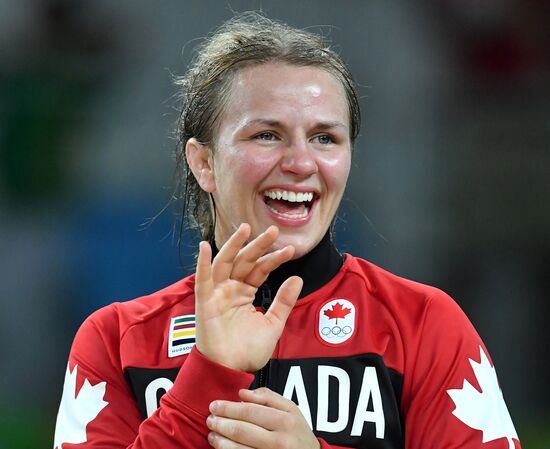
[290,247,313,260]
[274,235,322,260]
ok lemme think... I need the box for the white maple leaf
[447,346,519,449]
[53,363,109,449]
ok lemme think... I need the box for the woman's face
[205,63,351,258]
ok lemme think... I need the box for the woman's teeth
[263,190,314,202]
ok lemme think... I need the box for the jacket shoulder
[344,254,449,304]
[81,275,196,344]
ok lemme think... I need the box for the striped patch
[168,315,196,358]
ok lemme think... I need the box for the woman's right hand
[194,223,303,373]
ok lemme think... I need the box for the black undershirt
[212,231,344,310]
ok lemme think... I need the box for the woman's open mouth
[263,189,316,220]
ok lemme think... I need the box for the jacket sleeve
[317,438,354,449]
[53,305,254,449]
[404,290,521,449]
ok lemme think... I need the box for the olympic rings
[321,325,352,337]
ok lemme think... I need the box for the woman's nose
[279,140,318,176]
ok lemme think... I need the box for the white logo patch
[168,314,196,358]
[447,346,519,449]
[318,299,356,345]
[54,364,108,449]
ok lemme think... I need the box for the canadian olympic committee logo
[317,299,356,346]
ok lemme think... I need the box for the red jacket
[53,255,521,449]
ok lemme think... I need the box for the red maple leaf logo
[323,302,352,324]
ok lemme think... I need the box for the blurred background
[0,0,548,447]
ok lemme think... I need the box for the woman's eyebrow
[313,120,348,131]
[242,118,348,130]
[241,118,283,128]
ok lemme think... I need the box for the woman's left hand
[206,388,320,449]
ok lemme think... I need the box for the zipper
[257,362,270,388]
[257,283,272,388]
[261,283,272,310]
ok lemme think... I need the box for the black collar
[212,231,344,309]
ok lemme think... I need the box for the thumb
[265,276,302,329]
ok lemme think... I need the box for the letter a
[282,366,313,428]
[350,367,385,438]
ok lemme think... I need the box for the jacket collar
[211,230,343,309]
[253,231,343,308]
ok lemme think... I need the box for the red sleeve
[53,306,254,449]
[404,291,521,449]
[317,438,351,449]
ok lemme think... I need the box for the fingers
[264,276,302,328]
[208,390,317,449]
[230,226,279,281]
[243,245,295,288]
[209,396,286,431]
[212,223,251,283]
[238,388,298,414]
[196,241,256,314]
[195,241,213,300]
[208,431,254,449]
[212,224,294,288]
[207,414,271,448]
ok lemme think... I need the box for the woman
[54,13,521,449]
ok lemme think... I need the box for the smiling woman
[174,13,360,249]
[53,11,521,449]
[185,62,351,257]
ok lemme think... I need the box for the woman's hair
[174,11,361,242]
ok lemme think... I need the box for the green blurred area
[518,417,550,448]
[0,410,53,449]
[0,410,548,448]
[0,71,92,205]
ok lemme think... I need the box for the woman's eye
[255,132,276,141]
[314,134,333,144]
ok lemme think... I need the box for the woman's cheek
[231,148,280,177]
[318,151,351,188]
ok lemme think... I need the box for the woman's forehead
[221,62,349,127]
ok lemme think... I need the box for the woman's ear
[185,138,216,193]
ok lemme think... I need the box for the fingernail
[206,414,214,427]
[209,400,219,412]
[208,432,216,443]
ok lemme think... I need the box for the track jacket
[53,234,521,449]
